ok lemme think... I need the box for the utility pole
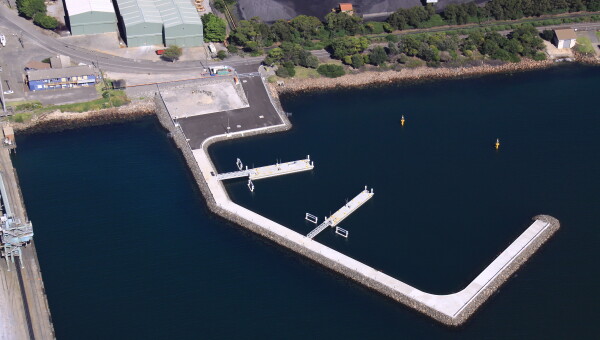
[0,73,6,114]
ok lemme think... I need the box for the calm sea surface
[13,64,600,339]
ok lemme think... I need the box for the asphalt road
[178,75,283,149]
[0,5,266,73]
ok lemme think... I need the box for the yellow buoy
[495,138,500,150]
[401,115,405,126]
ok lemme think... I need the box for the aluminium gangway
[215,156,314,181]
[307,187,374,239]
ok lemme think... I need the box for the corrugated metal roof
[27,66,97,81]
[554,28,576,41]
[115,0,162,26]
[155,0,202,28]
[64,0,115,16]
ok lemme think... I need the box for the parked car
[155,49,165,55]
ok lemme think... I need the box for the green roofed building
[155,0,203,47]
[114,0,163,47]
[64,0,118,35]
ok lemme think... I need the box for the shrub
[161,45,183,62]
[369,46,388,65]
[351,54,364,68]
[217,50,227,60]
[33,13,58,30]
[227,44,238,54]
[532,52,547,61]
[17,0,45,19]
[385,34,399,43]
[317,64,345,78]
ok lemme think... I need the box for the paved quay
[0,145,55,339]
[155,69,560,326]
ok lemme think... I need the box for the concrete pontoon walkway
[216,158,313,181]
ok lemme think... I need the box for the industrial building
[114,0,163,47]
[155,0,204,47]
[27,66,97,91]
[63,0,118,35]
[112,0,204,47]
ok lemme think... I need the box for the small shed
[338,3,354,15]
[3,126,14,144]
[553,29,577,49]
[50,55,71,69]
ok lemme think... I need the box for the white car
[3,90,13,95]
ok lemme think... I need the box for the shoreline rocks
[13,99,155,134]
[277,59,555,94]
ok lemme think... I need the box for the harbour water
[12,64,600,338]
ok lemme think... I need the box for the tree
[271,20,300,43]
[33,13,58,30]
[17,0,46,19]
[317,64,345,78]
[276,61,296,78]
[229,17,271,48]
[202,13,227,42]
[541,29,554,41]
[351,54,364,69]
[299,54,319,68]
[290,15,323,39]
[161,45,183,62]
[329,36,369,59]
[325,12,363,35]
[369,46,387,66]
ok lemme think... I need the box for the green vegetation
[596,31,600,40]
[330,36,369,59]
[317,64,345,78]
[387,0,600,31]
[16,0,45,19]
[368,46,388,66]
[17,0,57,30]
[575,36,595,55]
[54,90,128,112]
[161,45,183,62]
[9,91,129,123]
[275,62,296,78]
[264,42,319,72]
[202,13,227,42]
[291,66,320,79]
[216,50,227,60]
[33,13,58,29]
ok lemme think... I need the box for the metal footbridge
[215,156,314,181]
[307,187,374,239]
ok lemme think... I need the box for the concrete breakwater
[153,89,560,326]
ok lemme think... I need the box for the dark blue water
[13,64,600,339]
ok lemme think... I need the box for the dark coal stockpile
[236,0,489,22]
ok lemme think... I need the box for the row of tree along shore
[214,1,600,78]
